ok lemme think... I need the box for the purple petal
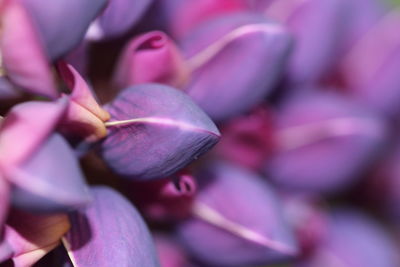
[21,0,107,59]
[266,0,349,84]
[64,41,90,77]
[0,210,70,266]
[180,13,292,121]
[340,0,388,50]
[150,0,250,39]
[298,209,400,267]
[63,186,159,266]
[100,84,220,180]
[113,31,189,89]
[98,0,153,39]
[177,161,298,266]
[0,98,68,167]
[266,92,388,193]
[0,0,58,98]
[340,10,400,118]
[126,172,197,222]
[9,133,91,212]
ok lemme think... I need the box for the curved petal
[0,0,58,98]
[266,92,388,193]
[113,31,189,89]
[339,0,388,50]
[58,62,109,122]
[63,186,159,267]
[98,0,153,39]
[151,0,249,39]
[8,133,91,212]
[181,13,292,121]
[21,0,107,59]
[0,98,68,167]
[177,161,298,266]
[0,210,70,267]
[57,62,109,141]
[340,10,400,118]
[297,210,400,267]
[100,84,220,180]
[266,0,349,84]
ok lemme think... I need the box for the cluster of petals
[1,0,400,267]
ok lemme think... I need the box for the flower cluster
[1,0,400,266]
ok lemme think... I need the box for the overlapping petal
[0,98,67,167]
[181,13,292,121]
[178,161,298,266]
[266,92,388,193]
[126,172,196,221]
[58,62,109,141]
[10,133,92,212]
[63,186,160,267]
[98,0,153,39]
[0,0,57,98]
[113,31,189,89]
[266,0,348,84]
[0,210,70,266]
[21,0,107,59]
[297,210,400,267]
[100,84,220,180]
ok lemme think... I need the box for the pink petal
[0,0,58,98]
[113,31,189,89]
[0,97,67,167]
[58,62,109,122]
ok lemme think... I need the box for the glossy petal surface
[181,13,292,121]
[101,84,220,180]
[64,186,159,267]
[178,161,298,266]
